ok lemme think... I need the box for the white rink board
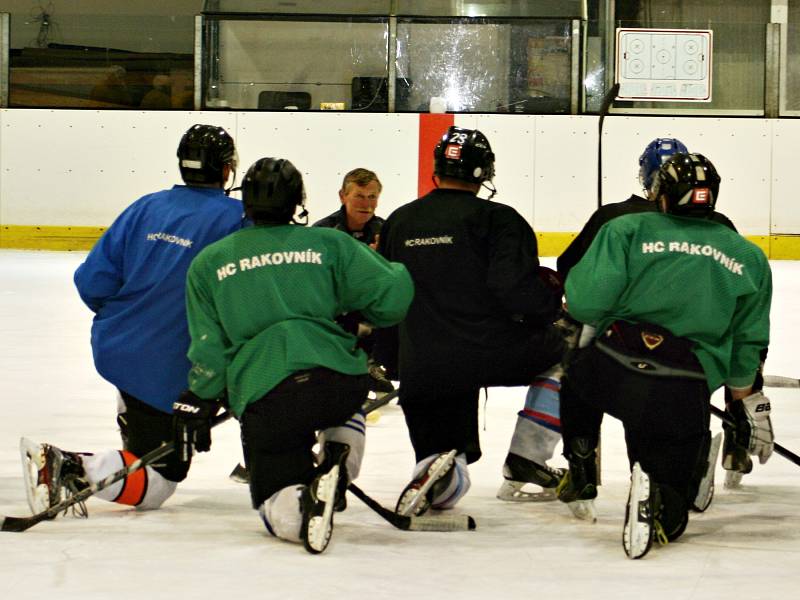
[771,119,800,234]
[236,111,420,223]
[602,116,773,235]
[0,108,797,235]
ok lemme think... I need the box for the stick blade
[1,515,40,532]
[407,514,476,532]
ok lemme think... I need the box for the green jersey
[185,224,414,416]
[565,212,771,392]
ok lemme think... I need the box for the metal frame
[0,13,9,108]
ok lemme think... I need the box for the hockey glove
[726,391,774,465]
[537,266,564,295]
[173,390,223,462]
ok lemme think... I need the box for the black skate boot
[301,441,350,554]
[20,438,89,518]
[556,437,598,521]
[497,453,566,502]
[395,449,457,517]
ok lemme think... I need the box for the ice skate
[395,449,457,517]
[497,453,565,502]
[229,462,250,484]
[692,432,722,512]
[20,438,89,518]
[301,441,350,554]
[622,462,656,559]
[556,437,598,522]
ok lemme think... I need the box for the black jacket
[377,188,561,385]
[313,206,384,246]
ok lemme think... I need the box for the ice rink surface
[0,250,798,600]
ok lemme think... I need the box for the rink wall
[1,109,799,258]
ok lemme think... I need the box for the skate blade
[566,499,597,522]
[692,432,722,512]
[397,450,457,517]
[304,464,340,554]
[19,438,50,515]
[724,470,744,489]
[496,479,557,503]
[229,463,250,484]
[623,465,653,559]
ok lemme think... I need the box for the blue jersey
[74,185,246,413]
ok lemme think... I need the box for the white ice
[0,250,798,600]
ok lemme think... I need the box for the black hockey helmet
[651,152,720,218]
[433,126,495,184]
[177,124,237,185]
[242,157,306,224]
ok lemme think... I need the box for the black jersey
[378,188,560,385]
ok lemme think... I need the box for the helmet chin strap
[481,180,497,200]
[224,170,238,196]
[293,205,309,226]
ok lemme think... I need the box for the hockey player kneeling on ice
[175,157,413,554]
[556,153,772,559]
[21,124,247,517]
[376,126,565,516]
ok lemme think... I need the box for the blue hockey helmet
[638,137,688,191]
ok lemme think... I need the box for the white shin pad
[258,484,304,543]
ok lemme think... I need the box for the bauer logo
[445,144,462,159]
[692,188,710,204]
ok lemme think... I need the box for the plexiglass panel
[207,18,388,110]
[395,18,573,113]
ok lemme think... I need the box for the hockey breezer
[3,412,232,533]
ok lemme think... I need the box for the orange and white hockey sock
[81,450,177,509]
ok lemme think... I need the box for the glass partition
[204,16,389,110]
[395,17,573,113]
[786,1,800,114]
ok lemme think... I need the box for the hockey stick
[763,375,800,389]
[347,483,475,532]
[2,411,233,532]
[709,404,800,467]
[597,82,620,208]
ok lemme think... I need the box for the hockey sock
[319,411,366,483]
[81,450,177,509]
[508,365,563,464]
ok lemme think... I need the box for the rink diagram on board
[0,250,798,599]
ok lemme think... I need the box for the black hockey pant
[560,341,710,526]
[240,368,369,509]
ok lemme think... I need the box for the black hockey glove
[173,390,223,462]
